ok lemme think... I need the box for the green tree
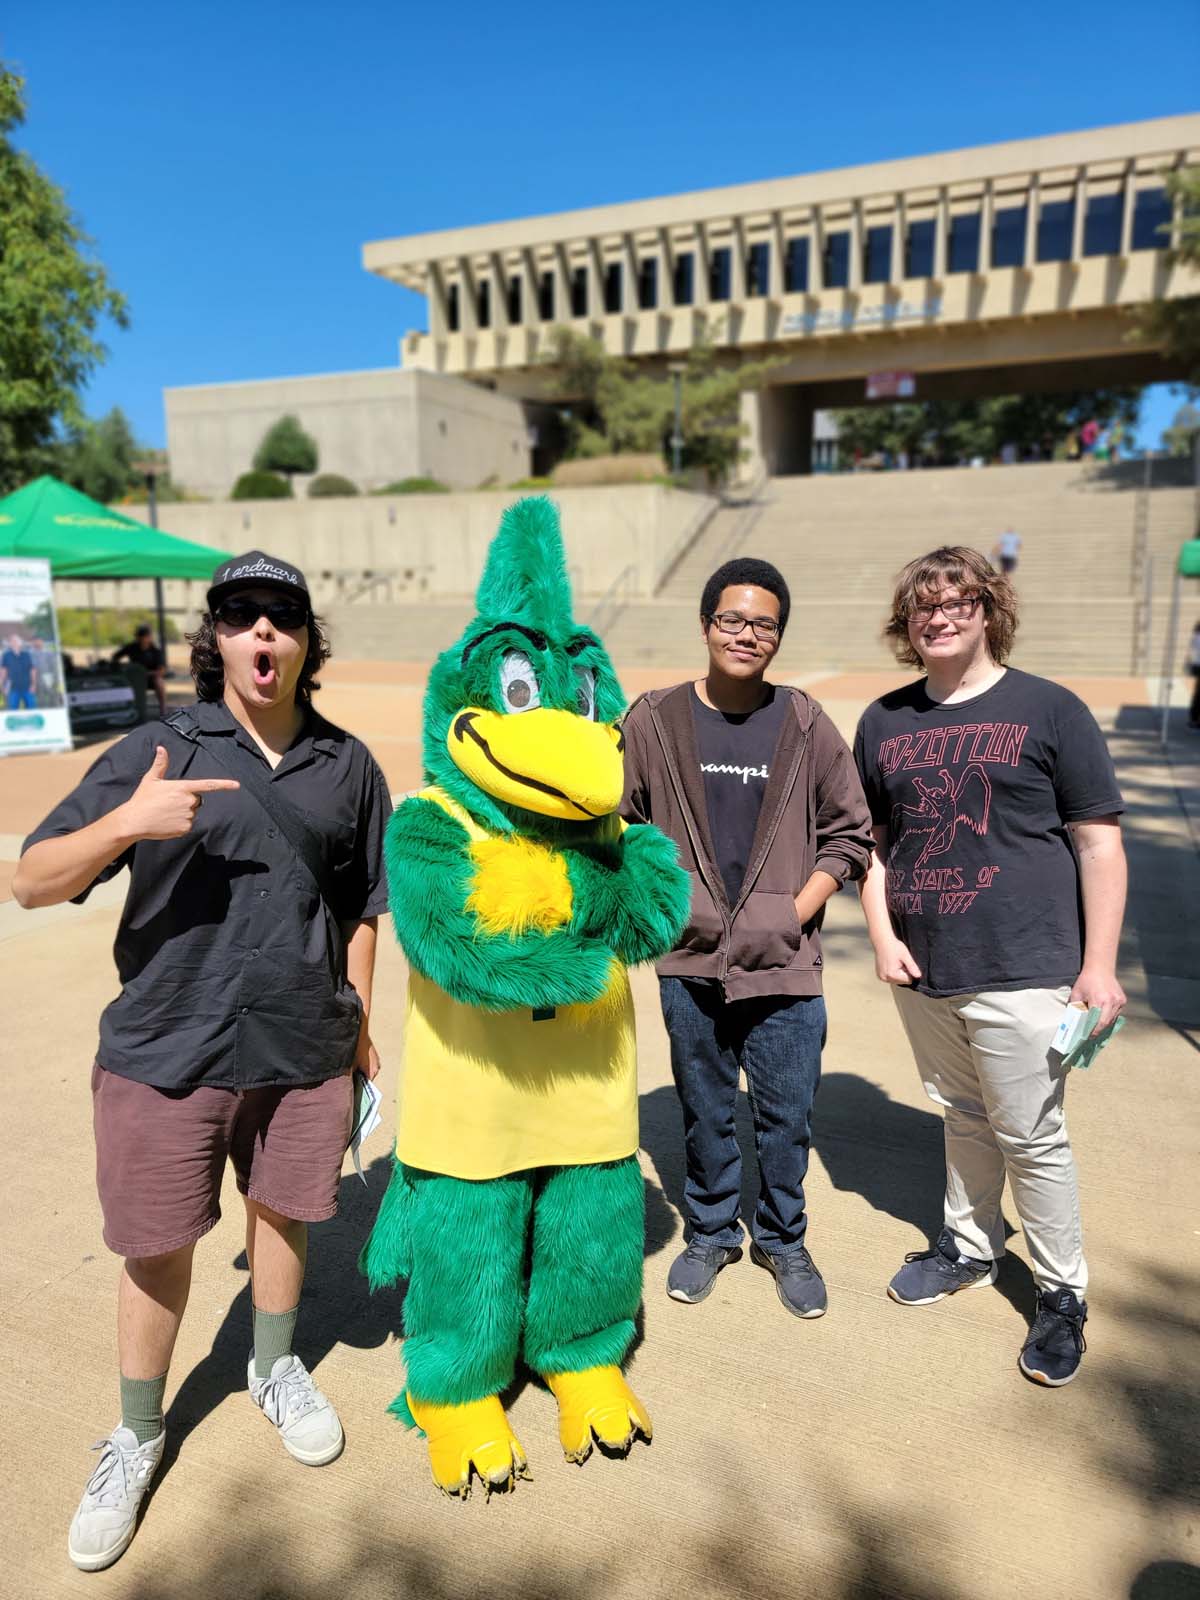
[253,414,318,484]
[1131,166,1200,389]
[832,390,1141,466]
[0,66,128,491]
[56,406,138,502]
[1163,400,1200,457]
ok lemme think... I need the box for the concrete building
[164,366,531,499]
[365,115,1200,473]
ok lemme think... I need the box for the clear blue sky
[5,1,1198,450]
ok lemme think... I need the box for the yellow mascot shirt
[396,788,639,1181]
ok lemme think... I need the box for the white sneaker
[68,1425,165,1572]
[247,1353,344,1465]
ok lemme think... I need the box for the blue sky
[5,1,1198,450]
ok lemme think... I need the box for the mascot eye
[499,650,541,713]
[574,665,597,720]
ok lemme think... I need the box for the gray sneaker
[247,1353,344,1465]
[749,1241,828,1318]
[666,1239,742,1303]
[888,1228,997,1305]
[68,1425,165,1572]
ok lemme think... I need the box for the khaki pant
[893,984,1086,1296]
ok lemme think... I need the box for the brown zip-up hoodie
[621,682,874,1000]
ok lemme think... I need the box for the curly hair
[187,611,331,704]
[885,546,1018,668]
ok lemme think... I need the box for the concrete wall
[164,368,531,499]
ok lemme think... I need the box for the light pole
[668,361,687,478]
[134,458,168,660]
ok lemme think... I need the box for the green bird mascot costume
[361,496,690,1496]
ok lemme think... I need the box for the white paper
[348,1071,383,1183]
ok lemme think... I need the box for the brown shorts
[92,1063,355,1259]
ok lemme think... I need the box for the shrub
[372,476,451,495]
[231,470,292,500]
[253,414,318,479]
[307,473,359,498]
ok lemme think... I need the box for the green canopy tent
[0,474,231,656]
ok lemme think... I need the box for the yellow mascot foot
[406,1393,531,1498]
[545,1366,652,1465]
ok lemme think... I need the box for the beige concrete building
[164,366,531,499]
[366,115,1200,472]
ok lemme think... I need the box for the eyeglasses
[215,596,309,631]
[905,595,982,624]
[705,611,781,641]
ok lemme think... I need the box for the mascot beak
[447,707,625,821]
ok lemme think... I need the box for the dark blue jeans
[659,977,826,1256]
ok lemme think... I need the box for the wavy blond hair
[885,545,1018,668]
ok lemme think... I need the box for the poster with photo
[0,557,72,756]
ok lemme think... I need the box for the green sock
[253,1305,299,1380]
[120,1373,167,1445]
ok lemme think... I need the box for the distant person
[1,631,37,709]
[113,624,166,718]
[992,529,1021,576]
[1188,621,1200,730]
[1065,432,1081,462]
[1080,418,1100,456]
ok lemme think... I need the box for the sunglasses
[215,596,309,631]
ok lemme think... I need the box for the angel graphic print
[853,670,1123,998]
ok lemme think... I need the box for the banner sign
[0,557,72,756]
[866,370,916,399]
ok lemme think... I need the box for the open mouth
[253,651,277,689]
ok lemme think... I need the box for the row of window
[443,187,1173,330]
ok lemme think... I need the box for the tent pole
[146,472,167,657]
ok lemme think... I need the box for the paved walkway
[1,666,1197,1600]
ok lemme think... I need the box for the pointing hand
[120,744,240,841]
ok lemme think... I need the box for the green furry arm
[386,798,617,1011]
[564,823,691,965]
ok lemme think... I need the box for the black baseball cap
[207,550,310,613]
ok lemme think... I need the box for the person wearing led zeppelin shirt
[853,545,1126,1388]
[14,550,391,1571]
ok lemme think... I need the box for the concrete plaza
[0,661,1197,1600]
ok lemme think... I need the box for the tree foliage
[1163,401,1200,457]
[253,414,318,479]
[55,406,138,503]
[542,324,776,481]
[0,66,128,492]
[232,470,292,500]
[831,390,1142,466]
[1131,166,1200,389]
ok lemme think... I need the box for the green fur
[372,1158,643,1418]
[358,1152,414,1289]
[565,824,692,965]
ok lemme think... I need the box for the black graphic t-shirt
[853,668,1124,997]
[693,684,791,905]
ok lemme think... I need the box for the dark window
[638,257,657,309]
[571,266,588,317]
[447,282,460,332]
[1083,192,1123,256]
[905,218,936,277]
[948,211,982,272]
[538,271,554,320]
[1132,186,1172,251]
[709,245,731,301]
[1036,198,1075,262]
[823,230,850,288]
[604,261,622,313]
[507,276,522,323]
[476,280,490,328]
[673,251,694,305]
[747,241,770,295]
[864,224,892,284]
[783,237,809,292]
[990,205,1026,268]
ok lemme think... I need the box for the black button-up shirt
[23,700,392,1091]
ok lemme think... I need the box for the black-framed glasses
[215,596,309,631]
[906,595,982,624]
[705,610,781,641]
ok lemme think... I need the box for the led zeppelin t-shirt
[692,683,790,905]
[853,668,1124,998]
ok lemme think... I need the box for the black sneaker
[666,1240,741,1304]
[887,1228,997,1305]
[749,1241,828,1319]
[1018,1287,1088,1387]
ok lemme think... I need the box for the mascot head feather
[423,496,627,834]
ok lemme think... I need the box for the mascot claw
[407,1394,531,1497]
[546,1366,652,1464]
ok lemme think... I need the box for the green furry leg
[400,1166,533,1411]
[359,1153,414,1290]
[523,1156,644,1376]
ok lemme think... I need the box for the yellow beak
[447,707,624,820]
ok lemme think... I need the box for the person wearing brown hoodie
[621,558,873,1318]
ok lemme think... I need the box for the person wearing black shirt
[113,624,166,717]
[15,551,391,1570]
[854,545,1126,1388]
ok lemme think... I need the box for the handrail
[653,494,721,596]
[588,563,638,638]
